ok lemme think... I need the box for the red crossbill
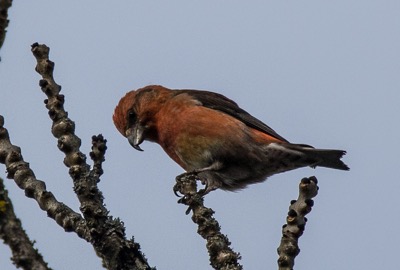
[113,85,348,192]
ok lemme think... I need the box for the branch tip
[277,176,319,270]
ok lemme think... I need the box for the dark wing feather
[174,89,289,142]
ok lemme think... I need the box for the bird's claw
[173,185,182,197]
[174,170,217,204]
[173,171,197,197]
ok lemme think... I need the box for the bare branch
[30,43,153,270]
[89,134,107,180]
[277,176,319,270]
[0,0,12,52]
[0,177,52,270]
[174,173,243,270]
[0,115,90,239]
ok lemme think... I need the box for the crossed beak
[126,124,145,151]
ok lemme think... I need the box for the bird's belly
[172,134,217,171]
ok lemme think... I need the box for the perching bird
[113,85,349,193]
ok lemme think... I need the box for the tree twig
[90,134,107,180]
[277,176,319,270]
[0,115,90,239]
[174,173,243,270]
[0,177,52,270]
[0,0,12,53]
[30,42,153,270]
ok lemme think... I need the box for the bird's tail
[288,144,350,171]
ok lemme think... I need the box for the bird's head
[113,85,171,151]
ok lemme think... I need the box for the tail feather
[288,144,350,171]
[308,149,349,170]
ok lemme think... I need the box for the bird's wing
[174,90,289,142]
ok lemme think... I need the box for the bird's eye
[128,111,137,124]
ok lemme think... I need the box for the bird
[113,85,349,193]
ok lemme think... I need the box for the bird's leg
[197,181,220,196]
[191,161,223,195]
[193,173,220,196]
[193,161,223,174]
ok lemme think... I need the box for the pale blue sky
[1,1,399,269]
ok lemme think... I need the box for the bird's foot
[174,171,218,197]
[174,171,217,214]
[198,179,219,197]
[173,171,198,197]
